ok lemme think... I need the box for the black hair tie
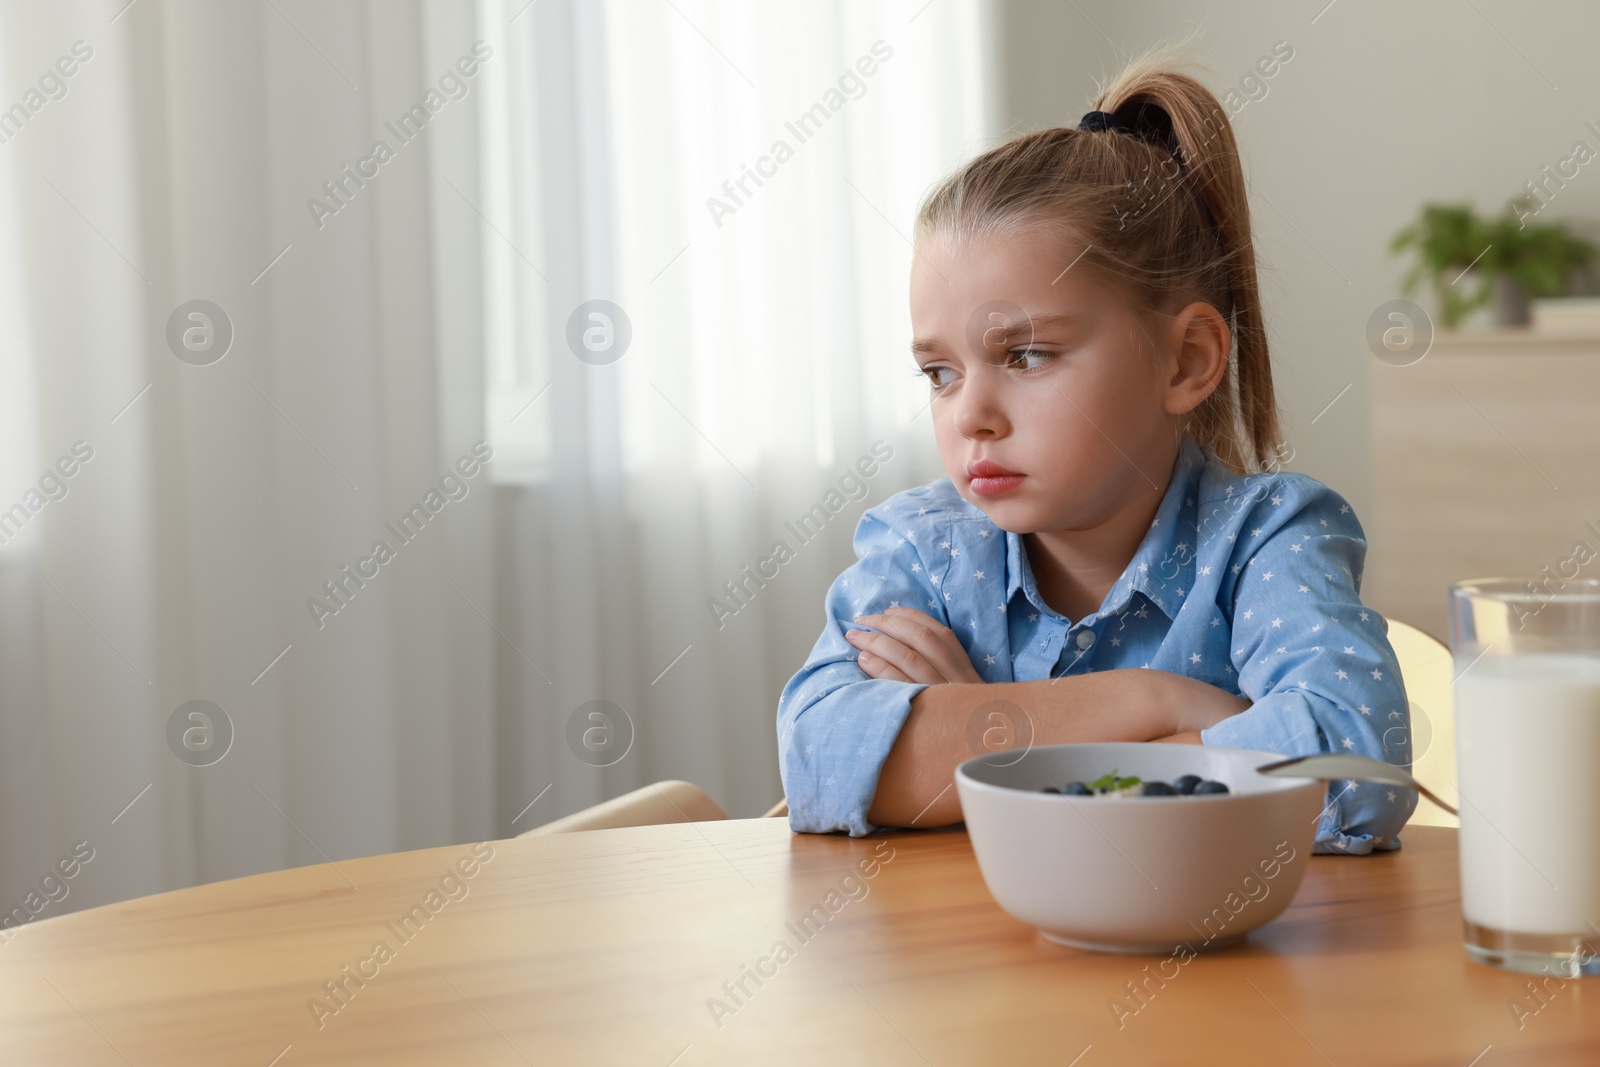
[1078,102,1180,160]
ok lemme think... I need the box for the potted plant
[1388,203,1493,330]
[1480,198,1599,326]
[1389,201,1599,329]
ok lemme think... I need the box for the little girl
[776,53,1416,855]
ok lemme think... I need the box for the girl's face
[909,226,1195,535]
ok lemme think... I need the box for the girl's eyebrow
[911,311,1081,354]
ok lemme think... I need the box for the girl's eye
[918,365,956,389]
[1007,348,1056,372]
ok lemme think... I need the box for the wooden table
[1,821,1594,1065]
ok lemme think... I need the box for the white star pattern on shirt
[979,529,991,537]
[1261,570,1274,581]
[1371,668,1383,680]
[1028,613,1038,622]
[1289,543,1302,553]
[951,548,960,557]
[984,654,996,665]
[1109,636,1121,646]
[1190,653,1202,663]
[1252,527,1263,537]
[1341,736,1355,750]
[1386,789,1397,801]
[1335,669,1348,679]
[911,563,921,573]
[1271,617,1283,628]
[1199,565,1212,576]
[1271,495,1282,505]
[1343,646,1356,654]
[1231,564,1242,573]
[973,570,986,580]
[930,574,940,586]
[1135,606,1149,619]
[998,603,1006,612]
[1359,610,1370,621]
[1298,585,1310,593]
[1358,705,1371,716]
[1210,617,1220,627]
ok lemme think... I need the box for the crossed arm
[844,607,1250,828]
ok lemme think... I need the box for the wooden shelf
[1428,328,1600,353]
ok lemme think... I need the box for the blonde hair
[914,41,1281,475]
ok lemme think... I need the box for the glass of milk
[1450,577,1600,977]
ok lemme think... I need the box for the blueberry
[1193,779,1231,795]
[1140,781,1178,796]
[1063,781,1093,796]
[1173,774,1203,795]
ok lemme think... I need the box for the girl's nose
[952,366,1010,440]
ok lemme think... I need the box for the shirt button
[1075,630,1096,650]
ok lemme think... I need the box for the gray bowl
[954,742,1326,953]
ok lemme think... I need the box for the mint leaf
[1087,769,1119,792]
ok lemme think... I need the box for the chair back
[519,779,728,836]
[1387,619,1457,828]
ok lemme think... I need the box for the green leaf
[1086,768,1142,792]
[1086,769,1120,792]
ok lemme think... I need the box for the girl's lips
[969,474,1024,497]
[967,458,1023,497]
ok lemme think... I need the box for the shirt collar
[1003,430,1209,623]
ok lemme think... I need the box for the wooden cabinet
[1367,330,1600,641]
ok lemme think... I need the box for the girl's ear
[1160,301,1230,416]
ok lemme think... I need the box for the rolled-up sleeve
[1201,478,1419,854]
[777,507,943,836]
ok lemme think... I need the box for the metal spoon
[1254,752,1458,817]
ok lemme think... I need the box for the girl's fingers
[845,627,942,684]
[856,648,912,683]
[852,608,982,684]
[854,610,951,669]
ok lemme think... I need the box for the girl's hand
[844,607,985,685]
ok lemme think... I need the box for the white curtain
[0,0,994,916]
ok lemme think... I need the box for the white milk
[1455,652,1600,935]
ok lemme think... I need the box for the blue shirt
[776,430,1418,854]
